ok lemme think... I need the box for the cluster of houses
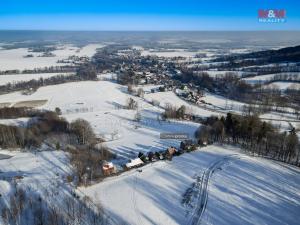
[122,146,181,171]
[113,47,183,87]
[116,66,179,86]
[150,84,174,93]
[175,85,204,105]
[57,55,90,65]
[102,140,206,176]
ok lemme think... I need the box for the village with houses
[102,140,206,177]
[0,31,299,225]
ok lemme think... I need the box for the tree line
[212,45,300,66]
[162,104,187,120]
[175,71,253,101]
[0,110,98,149]
[0,111,68,148]
[0,66,76,75]
[195,113,300,166]
[0,108,114,184]
[0,64,97,94]
[0,107,44,119]
[175,70,300,113]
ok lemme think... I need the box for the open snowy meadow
[81,145,300,225]
[0,44,104,71]
[0,79,203,160]
[0,72,73,85]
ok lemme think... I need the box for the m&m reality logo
[258,9,286,23]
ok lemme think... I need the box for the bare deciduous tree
[70,119,95,145]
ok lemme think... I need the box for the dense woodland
[195,113,300,166]
[212,45,300,66]
[0,111,69,148]
[0,109,103,148]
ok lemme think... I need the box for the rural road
[189,155,240,225]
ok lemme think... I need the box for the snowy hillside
[0,150,73,224]
[0,35,299,225]
[81,145,300,225]
[264,81,300,90]
[0,80,201,160]
[145,91,220,117]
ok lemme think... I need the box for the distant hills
[216,45,300,64]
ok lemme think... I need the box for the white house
[125,158,144,169]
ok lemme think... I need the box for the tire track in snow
[188,154,240,225]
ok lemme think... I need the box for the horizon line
[1,29,300,32]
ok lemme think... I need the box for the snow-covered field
[0,81,200,159]
[76,44,105,56]
[201,92,245,111]
[229,48,251,54]
[202,70,255,78]
[259,112,300,134]
[141,49,198,58]
[263,82,300,90]
[243,73,300,85]
[0,44,104,71]
[81,145,300,225]
[0,73,296,160]
[260,112,299,121]
[145,91,220,117]
[0,80,122,112]
[145,89,247,116]
[0,72,73,85]
[242,74,277,84]
[1,40,300,225]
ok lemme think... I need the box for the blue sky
[0,0,299,30]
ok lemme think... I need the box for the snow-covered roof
[103,162,114,170]
[102,162,114,170]
[175,88,187,95]
[126,158,144,168]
